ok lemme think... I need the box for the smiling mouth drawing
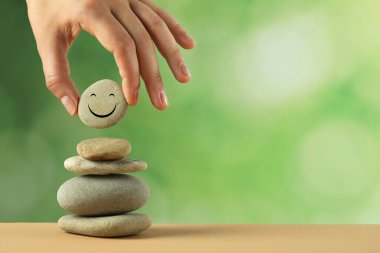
[88,104,117,118]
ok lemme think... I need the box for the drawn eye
[109,93,115,97]
[91,93,96,97]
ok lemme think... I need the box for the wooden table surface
[1,223,380,253]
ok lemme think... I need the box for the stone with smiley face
[78,79,127,128]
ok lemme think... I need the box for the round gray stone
[77,137,131,161]
[58,213,151,237]
[78,79,127,128]
[64,156,147,175]
[57,174,149,216]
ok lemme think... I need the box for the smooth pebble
[57,174,149,216]
[78,79,127,128]
[77,137,131,161]
[58,213,151,237]
[64,156,147,175]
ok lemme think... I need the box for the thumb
[39,34,80,116]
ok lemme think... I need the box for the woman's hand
[27,0,195,115]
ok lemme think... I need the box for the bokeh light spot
[298,120,380,198]
[235,11,332,108]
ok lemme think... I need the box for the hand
[27,0,196,115]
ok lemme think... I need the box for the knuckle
[115,36,136,53]
[170,48,181,59]
[150,72,162,83]
[154,6,165,15]
[45,75,66,91]
[151,16,164,28]
[113,0,126,6]
[174,23,184,32]
[81,0,101,11]
[131,71,140,82]
[76,0,102,21]
[138,32,153,48]
[121,70,140,85]
[162,44,180,59]
[173,23,188,38]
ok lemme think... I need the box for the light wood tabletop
[1,223,380,253]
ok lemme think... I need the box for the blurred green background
[1,0,380,223]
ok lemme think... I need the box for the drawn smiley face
[88,92,117,118]
[78,79,127,128]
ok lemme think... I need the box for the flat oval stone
[57,174,149,216]
[64,156,147,175]
[78,79,127,128]
[58,213,151,237]
[77,137,131,161]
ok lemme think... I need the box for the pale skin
[26,0,196,115]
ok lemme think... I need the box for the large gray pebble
[57,174,149,216]
[58,213,151,237]
[77,137,131,161]
[78,79,127,128]
[64,156,147,175]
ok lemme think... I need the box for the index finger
[81,11,140,105]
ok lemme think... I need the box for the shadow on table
[113,225,238,240]
[114,227,210,240]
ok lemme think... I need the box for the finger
[112,4,168,110]
[81,10,140,105]
[139,0,196,49]
[39,34,79,116]
[131,1,191,83]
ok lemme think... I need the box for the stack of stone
[57,137,151,237]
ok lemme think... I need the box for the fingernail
[180,62,191,77]
[61,96,76,115]
[159,90,169,108]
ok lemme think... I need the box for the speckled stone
[64,156,147,175]
[58,213,151,237]
[57,174,149,216]
[78,79,127,128]
[77,137,131,161]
